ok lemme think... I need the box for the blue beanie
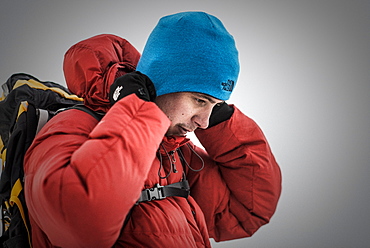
[136,11,239,101]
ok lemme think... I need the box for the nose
[193,109,212,129]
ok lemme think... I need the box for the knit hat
[136,11,239,101]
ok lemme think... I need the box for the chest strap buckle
[146,184,165,201]
[136,180,190,204]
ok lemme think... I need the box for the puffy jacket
[24,34,282,247]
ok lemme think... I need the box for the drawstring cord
[178,143,205,172]
[157,142,205,180]
[157,144,175,179]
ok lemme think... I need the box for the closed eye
[191,93,223,106]
[195,98,207,105]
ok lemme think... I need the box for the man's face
[155,92,224,136]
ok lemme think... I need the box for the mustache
[178,123,196,132]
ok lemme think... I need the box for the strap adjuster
[144,183,165,201]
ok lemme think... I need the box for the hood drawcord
[158,144,177,179]
[178,143,205,172]
[158,142,205,180]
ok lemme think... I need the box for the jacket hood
[63,34,140,112]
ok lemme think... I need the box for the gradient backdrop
[1,1,369,247]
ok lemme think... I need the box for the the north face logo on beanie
[221,80,235,92]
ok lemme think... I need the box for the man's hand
[109,71,156,104]
[208,102,234,128]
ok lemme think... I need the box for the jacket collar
[160,136,190,154]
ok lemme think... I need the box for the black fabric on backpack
[0,73,89,248]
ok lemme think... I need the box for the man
[24,11,281,247]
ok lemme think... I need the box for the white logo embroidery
[113,86,123,101]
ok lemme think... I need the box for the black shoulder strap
[65,104,105,121]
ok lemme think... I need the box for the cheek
[159,99,194,123]
[170,110,191,124]
[173,112,186,121]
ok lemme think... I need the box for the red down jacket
[24,34,282,247]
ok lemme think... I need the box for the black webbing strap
[68,104,105,121]
[136,180,190,204]
[55,104,105,121]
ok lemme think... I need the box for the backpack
[0,73,102,248]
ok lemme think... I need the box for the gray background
[1,1,369,247]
